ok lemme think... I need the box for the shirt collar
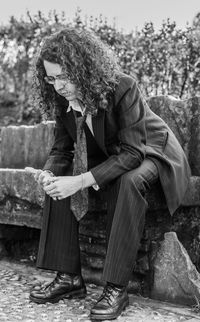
[66,100,85,116]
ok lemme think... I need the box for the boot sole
[90,298,129,320]
[29,287,87,304]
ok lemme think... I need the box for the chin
[67,96,76,101]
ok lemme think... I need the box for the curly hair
[32,26,121,119]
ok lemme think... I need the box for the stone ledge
[0,122,55,169]
[147,175,200,209]
[0,169,44,206]
[0,168,199,228]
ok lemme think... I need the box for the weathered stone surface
[148,96,200,175]
[0,169,200,221]
[0,168,199,228]
[182,176,200,206]
[151,232,200,305]
[0,206,42,229]
[80,239,106,257]
[82,253,104,269]
[188,97,200,176]
[0,240,8,258]
[0,169,43,228]
[147,175,200,209]
[0,169,107,228]
[0,121,55,169]
[0,169,44,206]
[147,96,190,152]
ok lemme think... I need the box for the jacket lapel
[92,109,108,156]
[62,108,77,142]
[61,103,108,156]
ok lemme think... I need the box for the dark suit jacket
[43,74,191,215]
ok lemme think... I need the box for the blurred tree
[0,9,200,125]
[192,12,200,29]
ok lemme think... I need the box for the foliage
[0,9,200,124]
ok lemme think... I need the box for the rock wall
[151,232,200,305]
[0,122,55,169]
[148,96,200,175]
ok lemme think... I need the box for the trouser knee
[119,171,150,196]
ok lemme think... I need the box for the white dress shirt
[67,100,94,135]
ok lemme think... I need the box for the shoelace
[99,285,120,305]
[40,274,60,292]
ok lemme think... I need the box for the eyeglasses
[44,74,72,85]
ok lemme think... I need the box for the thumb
[49,176,59,182]
[25,167,42,181]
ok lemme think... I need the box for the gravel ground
[0,259,199,322]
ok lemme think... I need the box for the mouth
[59,91,73,96]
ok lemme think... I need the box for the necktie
[70,112,89,221]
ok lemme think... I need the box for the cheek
[69,84,77,92]
[53,80,65,91]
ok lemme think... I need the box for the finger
[44,182,57,190]
[44,184,58,193]
[49,177,59,182]
[45,189,57,197]
[43,178,57,187]
[51,196,62,201]
[25,168,42,181]
[43,178,54,186]
[44,189,58,197]
[34,170,43,182]
[38,172,47,185]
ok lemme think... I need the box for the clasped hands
[26,168,82,201]
[41,172,82,201]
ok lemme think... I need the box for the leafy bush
[0,9,200,124]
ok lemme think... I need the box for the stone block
[0,169,107,228]
[148,96,200,175]
[0,121,55,169]
[151,232,200,305]
[147,175,200,209]
[147,96,190,151]
[0,168,199,229]
[0,169,44,206]
[187,97,200,176]
[182,176,200,206]
[0,169,43,228]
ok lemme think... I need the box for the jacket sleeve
[43,115,74,176]
[90,76,146,187]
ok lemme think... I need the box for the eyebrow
[47,73,66,77]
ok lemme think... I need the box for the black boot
[90,282,129,320]
[30,272,86,304]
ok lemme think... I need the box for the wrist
[78,171,97,190]
[77,174,84,190]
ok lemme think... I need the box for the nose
[54,79,64,91]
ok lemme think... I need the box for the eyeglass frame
[44,74,74,85]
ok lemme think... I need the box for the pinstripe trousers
[36,157,159,286]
